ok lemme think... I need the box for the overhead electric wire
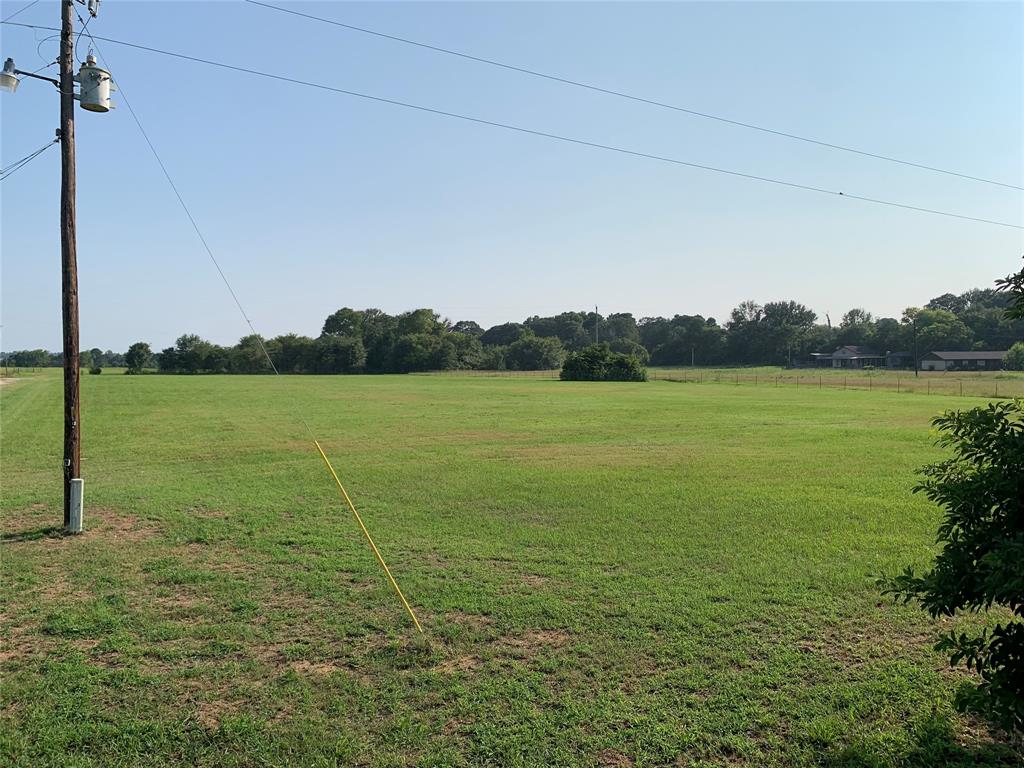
[85,36,424,634]
[1,136,58,181]
[2,20,1022,230]
[244,0,1024,193]
[74,7,93,64]
[1,0,39,24]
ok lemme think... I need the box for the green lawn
[1,372,1020,767]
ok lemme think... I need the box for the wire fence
[417,368,1024,399]
[647,370,1024,399]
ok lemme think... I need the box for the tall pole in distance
[59,0,81,529]
[913,317,919,379]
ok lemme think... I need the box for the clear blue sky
[2,1,1021,351]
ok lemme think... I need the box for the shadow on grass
[1,525,67,543]
[822,710,1021,768]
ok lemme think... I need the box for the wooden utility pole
[59,0,80,528]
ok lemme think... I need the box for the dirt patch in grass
[289,659,349,677]
[446,611,496,632]
[500,628,571,655]
[436,654,481,674]
[37,571,92,604]
[0,623,38,666]
[596,748,635,767]
[193,698,243,730]
[796,613,958,671]
[1,507,160,547]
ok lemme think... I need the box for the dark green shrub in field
[560,343,647,382]
[88,366,102,375]
[880,399,1024,733]
[1004,342,1024,371]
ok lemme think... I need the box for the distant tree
[230,334,273,374]
[728,300,815,365]
[841,308,874,327]
[644,315,726,366]
[88,347,105,367]
[609,339,650,364]
[1003,342,1024,371]
[8,349,50,368]
[449,332,485,369]
[321,307,364,338]
[313,335,366,373]
[267,334,316,373]
[360,309,399,373]
[560,343,647,382]
[481,322,530,347]
[837,308,876,347]
[393,333,455,372]
[602,313,640,344]
[450,320,484,337]
[873,317,904,353]
[525,312,591,350]
[506,335,565,370]
[638,317,674,352]
[156,347,178,372]
[903,308,974,353]
[397,308,444,337]
[926,292,968,315]
[479,345,508,370]
[124,342,152,374]
[171,334,210,373]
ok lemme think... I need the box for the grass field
[2,371,1021,767]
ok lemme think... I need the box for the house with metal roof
[919,350,1009,371]
[809,345,886,369]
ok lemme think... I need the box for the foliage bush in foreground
[1004,342,1024,371]
[880,399,1023,733]
[560,344,647,382]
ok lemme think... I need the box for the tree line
[4,283,1022,374]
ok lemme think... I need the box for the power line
[86,35,424,634]
[1,0,39,24]
[2,20,1021,230]
[1,136,58,181]
[244,0,1024,193]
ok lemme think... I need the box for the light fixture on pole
[0,57,20,93]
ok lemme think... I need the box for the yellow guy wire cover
[313,440,423,634]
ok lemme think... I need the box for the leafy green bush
[880,400,1023,732]
[1003,342,1024,371]
[560,344,647,382]
[88,366,102,375]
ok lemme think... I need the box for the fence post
[819,375,822,389]
[995,381,998,398]
[927,380,930,395]
[869,377,872,391]
[960,380,963,397]
[897,377,900,393]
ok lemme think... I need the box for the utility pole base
[67,478,84,534]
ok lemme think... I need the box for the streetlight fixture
[2,1,114,534]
